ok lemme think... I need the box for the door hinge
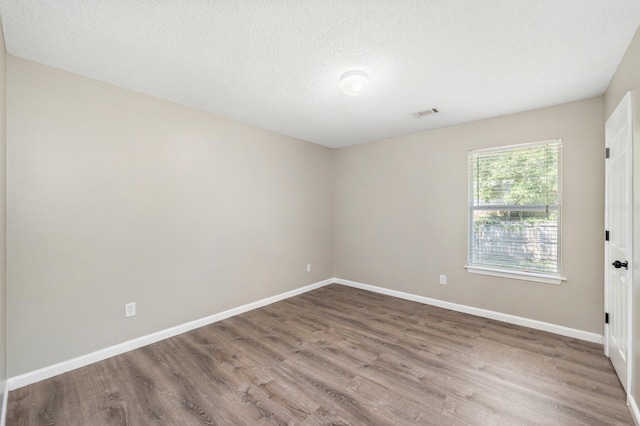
[605,230,609,241]
[606,147,610,158]
[605,312,609,324]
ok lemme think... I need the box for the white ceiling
[1,1,639,148]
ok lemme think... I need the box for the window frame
[465,139,566,285]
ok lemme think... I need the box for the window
[466,140,564,284]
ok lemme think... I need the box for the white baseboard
[8,279,334,391]
[7,277,605,391]
[1,379,7,426]
[630,394,640,426]
[334,278,603,344]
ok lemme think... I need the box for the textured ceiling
[1,1,640,148]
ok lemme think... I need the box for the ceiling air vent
[411,108,439,118]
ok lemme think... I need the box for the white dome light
[340,70,369,96]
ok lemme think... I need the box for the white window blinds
[468,140,562,275]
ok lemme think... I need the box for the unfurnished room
[0,1,638,425]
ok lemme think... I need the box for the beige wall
[0,19,7,409]
[7,56,334,376]
[605,25,640,412]
[334,97,605,333]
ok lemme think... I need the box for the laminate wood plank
[243,368,320,421]
[344,374,450,425]
[274,361,387,425]
[7,283,634,425]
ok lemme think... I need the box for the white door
[605,91,633,393]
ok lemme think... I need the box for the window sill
[464,265,566,285]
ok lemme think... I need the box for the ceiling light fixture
[340,70,369,96]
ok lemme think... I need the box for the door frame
[604,90,634,398]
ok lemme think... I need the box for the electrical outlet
[125,302,136,317]
[439,275,447,285]
[307,264,311,272]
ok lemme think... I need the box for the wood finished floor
[7,284,634,425]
